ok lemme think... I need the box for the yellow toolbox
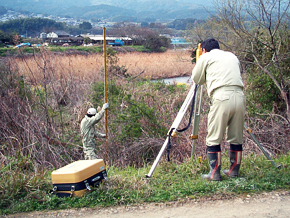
[51,159,107,197]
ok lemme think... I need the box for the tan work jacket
[191,49,246,146]
[191,49,244,96]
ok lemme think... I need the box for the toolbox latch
[84,180,91,191]
[70,186,75,197]
[51,186,57,195]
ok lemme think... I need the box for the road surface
[5,191,290,218]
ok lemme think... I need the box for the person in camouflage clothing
[80,103,109,160]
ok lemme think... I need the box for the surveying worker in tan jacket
[191,38,246,181]
[80,103,109,160]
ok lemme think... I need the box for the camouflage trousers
[83,144,98,160]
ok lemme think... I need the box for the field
[11,49,194,83]
[118,50,193,79]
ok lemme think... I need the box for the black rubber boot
[223,144,243,177]
[201,145,221,181]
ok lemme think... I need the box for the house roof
[54,30,70,36]
[49,37,84,40]
[81,34,132,41]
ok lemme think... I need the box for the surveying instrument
[146,44,280,178]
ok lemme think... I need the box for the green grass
[0,47,42,56]
[0,45,149,57]
[128,45,150,52]
[1,153,289,215]
[0,47,18,56]
[48,45,103,53]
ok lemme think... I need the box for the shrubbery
[0,47,289,215]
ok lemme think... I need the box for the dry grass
[10,51,104,84]
[118,50,193,79]
[11,49,194,83]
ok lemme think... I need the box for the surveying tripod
[145,44,280,178]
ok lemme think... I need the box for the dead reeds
[11,49,193,82]
[117,50,193,79]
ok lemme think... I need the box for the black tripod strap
[177,84,199,132]
[166,84,199,161]
[167,128,175,161]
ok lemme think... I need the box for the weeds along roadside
[1,154,289,215]
[0,48,290,215]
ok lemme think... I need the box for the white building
[46,32,58,38]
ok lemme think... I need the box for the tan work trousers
[206,86,246,146]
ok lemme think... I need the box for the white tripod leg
[244,123,281,168]
[146,84,198,178]
[191,85,203,159]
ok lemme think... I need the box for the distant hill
[0,0,214,21]
[90,0,214,11]
[0,0,92,10]
[0,6,7,15]
[0,0,92,15]
[64,4,136,20]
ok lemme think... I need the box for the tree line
[0,17,79,37]
[0,16,202,38]
[0,17,176,51]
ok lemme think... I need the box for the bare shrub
[243,115,290,157]
[86,77,210,167]
[0,50,103,168]
[1,49,289,171]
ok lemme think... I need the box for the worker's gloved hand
[102,103,109,110]
[101,133,106,138]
